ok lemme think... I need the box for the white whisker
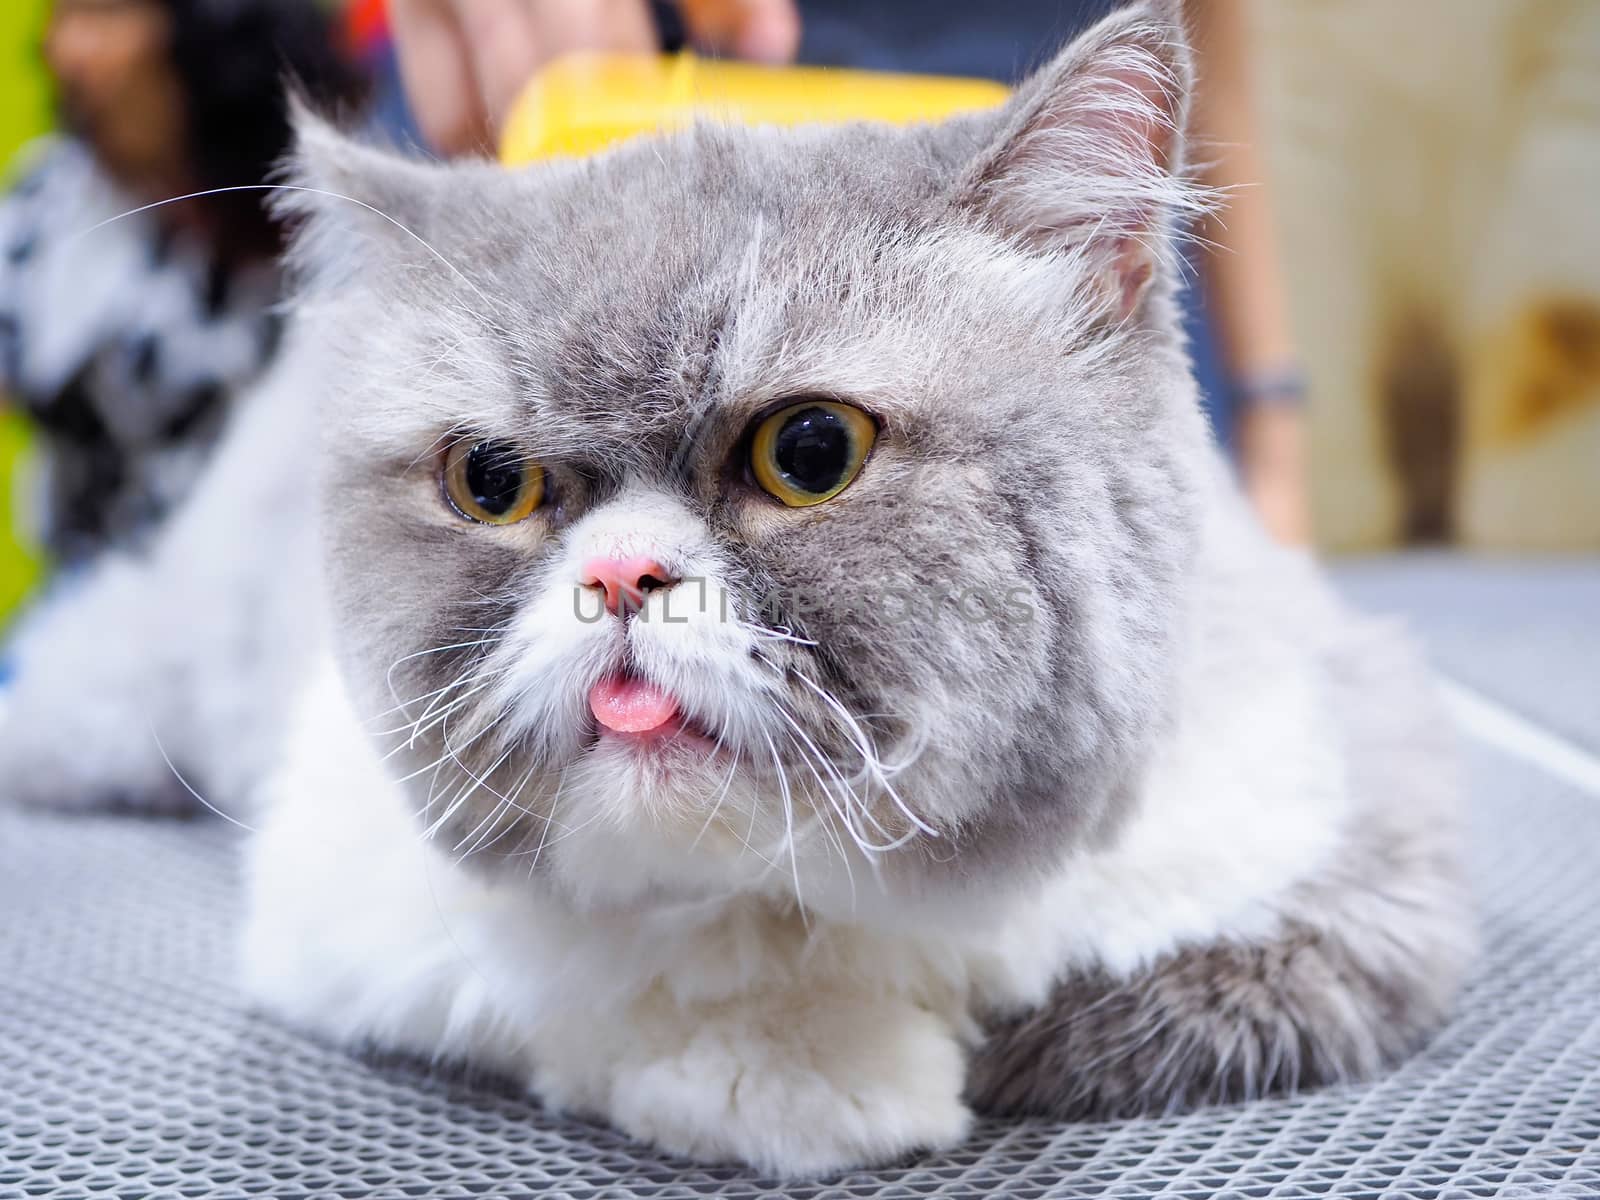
[761,729,808,926]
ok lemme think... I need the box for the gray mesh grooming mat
[1335,554,1600,757]
[4,564,1600,1197]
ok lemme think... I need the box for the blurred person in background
[385,0,1310,542]
[0,0,364,568]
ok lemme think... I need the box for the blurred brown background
[1257,0,1600,550]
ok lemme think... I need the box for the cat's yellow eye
[442,438,544,525]
[750,400,877,507]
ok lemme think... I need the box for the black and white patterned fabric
[0,138,283,563]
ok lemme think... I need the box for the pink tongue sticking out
[588,673,680,735]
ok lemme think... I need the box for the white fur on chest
[243,616,1343,1112]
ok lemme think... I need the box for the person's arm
[1186,0,1310,544]
[389,0,801,156]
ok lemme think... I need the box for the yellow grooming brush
[500,51,1008,165]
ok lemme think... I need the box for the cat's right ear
[275,98,460,290]
[949,0,1208,321]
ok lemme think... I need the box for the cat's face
[289,0,1209,919]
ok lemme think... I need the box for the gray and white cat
[3,0,1472,1177]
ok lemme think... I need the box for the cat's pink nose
[580,555,677,617]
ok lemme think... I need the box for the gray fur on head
[277,0,1220,918]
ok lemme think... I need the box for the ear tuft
[954,0,1208,320]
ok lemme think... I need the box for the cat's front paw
[602,996,972,1178]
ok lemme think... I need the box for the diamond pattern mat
[3,738,1598,1199]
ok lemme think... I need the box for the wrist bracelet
[1231,367,1307,410]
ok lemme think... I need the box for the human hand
[389,0,802,156]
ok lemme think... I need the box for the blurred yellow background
[0,0,51,618]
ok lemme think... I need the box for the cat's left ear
[274,97,477,290]
[952,0,1201,320]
